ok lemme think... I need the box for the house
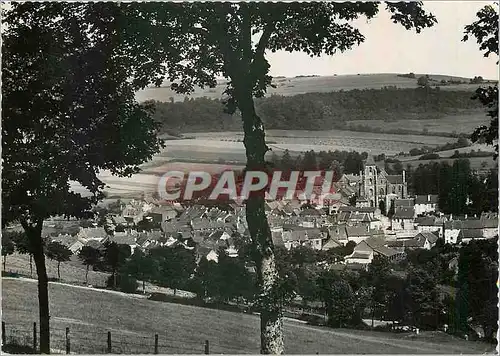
[415,216,443,237]
[208,230,231,242]
[391,206,415,230]
[480,212,498,238]
[281,226,327,250]
[191,218,230,232]
[77,227,108,242]
[51,234,85,254]
[137,230,165,249]
[345,236,402,265]
[458,228,485,244]
[345,225,371,244]
[414,231,439,250]
[444,220,484,244]
[414,195,439,215]
[394,199,415,208]
[321,238,343,250]
[146,205,178,224]
[105,232,138,253]
[327,225,348,246]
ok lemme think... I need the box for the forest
[147,87,484,135]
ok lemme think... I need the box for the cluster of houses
[44,157,498,271]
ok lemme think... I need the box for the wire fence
[2,321,252,354]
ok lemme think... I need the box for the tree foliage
[2,3,165,352]
[455,239,498,341]
[463,4,499,159]
[78,245,102,285]
[45,241,73,280]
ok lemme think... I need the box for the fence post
[107,331,112,353]
[154,334,158,354]
[33,322,37,352]
[204,340,209,355]
[2,321,6,346]
[65,327,70,354]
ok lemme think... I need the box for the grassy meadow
[2,278,495,354]
[135,74,484,103]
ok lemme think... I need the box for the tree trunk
[27,223,50,354]
[85,265,89,285]
[113,269,117,289]
[142,279,145,294]
[30,254,33,277]
[57,262,61,280]
[238,90,284,354]
[3,255,6,272]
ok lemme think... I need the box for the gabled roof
[349,251,372,259]
[480,216,498,228]
[78,227,108,239]
[322,238,342,250]
[458,229,484,239]
[300,208,323,217]
[51,234,82,248]
[107,233,136,245]
[445,220,484,230]
[363,236,387,249]
[283,230,308,242]
[328,226,348,241]
[346,225,371,238]
[415,231,439,244]
[394,199,414,208]
[338,206,376,213]
[373,245,399,257]
[393,207,414,219]
[386,239,422,248]
[414,216,436,226]
[415,195,439,204]
[84,239,103,250]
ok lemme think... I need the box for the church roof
[365,155,376,166]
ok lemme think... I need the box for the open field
[400,156,497,172]
[346,109,490,135]
[135,74,485,103]
[184,130,453,155]
[3,278,494,354]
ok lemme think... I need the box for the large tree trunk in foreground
[238,91,284,354]
[25,221,50,354]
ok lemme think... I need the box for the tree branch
[253,21,274,63]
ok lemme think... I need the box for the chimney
[428,194,431,202]
[402,170,406,183]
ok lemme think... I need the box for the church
[338,155,408,212]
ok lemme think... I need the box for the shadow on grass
[2,343,36,354]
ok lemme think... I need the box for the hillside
[145,86,487,135]
[135,73,491,103]
[3,278,494,354]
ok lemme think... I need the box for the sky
[266,1,498,80]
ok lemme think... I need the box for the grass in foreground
[2,278,495,354]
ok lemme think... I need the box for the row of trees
[2,231,72,280]
[148,87,484,135]
[268,149,368,176]
[408,159,498,215]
